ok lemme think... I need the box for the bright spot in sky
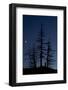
[25,40,27,43]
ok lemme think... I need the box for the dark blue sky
[23,15,57,69]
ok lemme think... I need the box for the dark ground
[23,67,57,75]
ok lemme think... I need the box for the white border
[16,7,64,83]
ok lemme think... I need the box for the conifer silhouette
[46,41,56,68]
[28,47,36,68]
[36,24,47,68]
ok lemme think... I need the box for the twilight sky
[23,15,57,69]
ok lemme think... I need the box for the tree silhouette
[46,41,56,68]
[36,24,47,68]
[28,47,36,68]
[23,24,57,75]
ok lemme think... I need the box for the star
[25,40,27,44]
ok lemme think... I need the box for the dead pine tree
[28,47,36,69]
[46,41,56,69]
[36,24,47,68]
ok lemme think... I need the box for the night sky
[23,15,57,69]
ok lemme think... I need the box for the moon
[25,40,27,44]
